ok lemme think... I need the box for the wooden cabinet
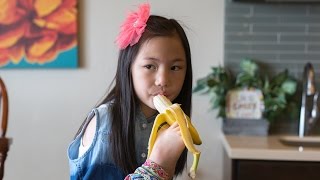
[232,159,320,180]
[222,135,320,180]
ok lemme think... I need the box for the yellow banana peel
[148,95,202,179]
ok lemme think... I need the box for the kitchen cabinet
[222,135,320,180]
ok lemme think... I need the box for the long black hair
[77,15,193,176]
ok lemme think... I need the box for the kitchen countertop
[221,134,320,162]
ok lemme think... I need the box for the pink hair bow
[116,3,150,49]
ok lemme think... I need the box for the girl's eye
[171,66,181,71]
[144,65,156,70]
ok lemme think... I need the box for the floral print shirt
[125,159,169,180]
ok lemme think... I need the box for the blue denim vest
[68,103,155,180]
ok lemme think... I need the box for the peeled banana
[148,95,202,179]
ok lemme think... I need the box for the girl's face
[131,35,187,118]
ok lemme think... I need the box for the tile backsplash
[224,0,320,83]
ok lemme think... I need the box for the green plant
[193,59,299,122]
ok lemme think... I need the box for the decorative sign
[226,88,264,119]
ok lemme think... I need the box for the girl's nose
[155,69,169,87]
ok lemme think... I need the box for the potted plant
[193,59,299,135]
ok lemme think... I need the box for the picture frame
[0,0,78,69]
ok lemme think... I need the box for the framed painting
[0,0,78,69]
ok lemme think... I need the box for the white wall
[1,0,224,179]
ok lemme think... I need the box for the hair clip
[115,3,150,49]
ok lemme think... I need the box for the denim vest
[68,103,155,180]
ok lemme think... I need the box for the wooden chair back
[0,78,11,180]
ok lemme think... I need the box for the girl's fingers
[169,122,181,135]
[157,124,170,134]
[177,131,181,136]
[170,121,179,129]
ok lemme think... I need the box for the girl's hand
[149,121,185,177]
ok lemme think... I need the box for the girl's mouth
[151,89,167,96]
[153,92,167,96]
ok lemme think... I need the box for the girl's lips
[152,91,167,96]
[151,87,168,96]
[155,92,168,96]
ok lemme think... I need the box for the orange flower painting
[0,0,78,68]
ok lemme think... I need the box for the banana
[148,95,202,179]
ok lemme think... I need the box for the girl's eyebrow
[144,57,158,61]
[144,57,185,62]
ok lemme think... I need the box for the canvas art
[0,0,78,68]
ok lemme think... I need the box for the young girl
[68,3,193,179]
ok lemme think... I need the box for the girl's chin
[149,102,157,110]
[139,103,157,118]
[151,106,157,111]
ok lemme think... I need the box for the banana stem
[189,152,201,179]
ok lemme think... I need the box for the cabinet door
[233,160,320,180]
